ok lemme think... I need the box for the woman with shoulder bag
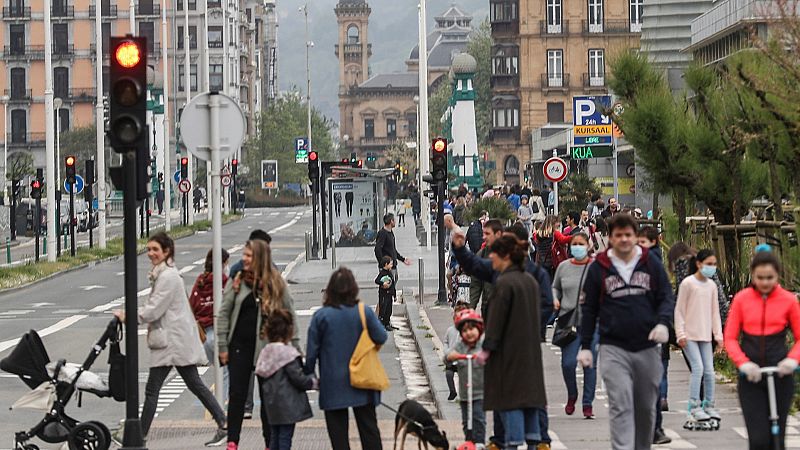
[216,239,300,450]
[189,248,230,364]
[114,232,227,445]
[552,233,599,419]
[305,267,388,450]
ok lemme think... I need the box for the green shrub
[463,197,515,223]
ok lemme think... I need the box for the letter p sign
[574,99,596,126]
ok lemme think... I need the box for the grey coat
[258,343,314,425]
[138,263,207,368]
[216,277,300,366]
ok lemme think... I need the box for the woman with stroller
[114,232,227,446]
[217,239,299,450]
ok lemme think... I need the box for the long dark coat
[482,265,547,411]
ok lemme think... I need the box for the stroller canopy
[0,330,51,389]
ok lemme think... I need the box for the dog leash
[380,402,437,431]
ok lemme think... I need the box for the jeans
[203,327,230,403]
[659,357,669,399]
[460,400,486,444]
[270,424,296,450]
[324,405,382,450]
[561,329,599,406]
[684,340,715,403]
[498,408,540,448]
[491,407,549,447]
[141,365,226,437]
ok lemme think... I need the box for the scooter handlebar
[454,354,474,361]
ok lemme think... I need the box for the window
[629,0,643,32]
[10,24,24,54]
[139,0,154,14]
[139,22,155,52]
[209,26,223,48]
[493,107,518,128]
[178,64,198,91]
[210,64,223,91]
[364,119,375,138]
[177,0,196,10]
[547,49,563,87]
[347,25,359,44]
[492,47,518,75]
[546,0,561,33]
[588,0,603,33]
[177,26,198,49]
[54,24,68,54]
[588,49,604,86]
[11,110,26,142]
[387,119,397,139]
[491,1,517,22]
[11,69,26,99]
[547,102,564,123]
[407,117,417,137]
[54,67,69,99]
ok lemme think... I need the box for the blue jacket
[452,245,553,309]
[507,193,521,211]
[304,303,388,410]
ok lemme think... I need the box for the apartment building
[489,0,642,185]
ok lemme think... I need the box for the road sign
[179,92,246,161]
[173,170,181,184]
[573,96,612,126]
[221,174,232,187]
[573,135,613,146]
[64,175,85,194]
[178,179,192,194]
[295,137,309,164]
[262,160,278,189]
[543,157,568,183]
[570,145,614,159]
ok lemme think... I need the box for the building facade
[489,0,642,185]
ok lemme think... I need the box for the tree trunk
[768,152,783,220]
[674,189,688,241]
[653,191,659,218]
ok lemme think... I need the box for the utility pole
[184,0,195,225]
[161,0,171,231]
[95,0,107,247]
[417,1,431,250]
[301,3,318,258]
[44,0,56,261]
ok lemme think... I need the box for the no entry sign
[543,157,568,183]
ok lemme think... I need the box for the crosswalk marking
[549,431,567,449]
[654,428,697,448]
[139,367,209,417]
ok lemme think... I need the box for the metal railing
[68,88,96,102]
[582,73,606,88]
[88,4,118,17]
[136,3,160,15]
[491,73,519,88]
[539,20,570,35]
[540,73,570,89]
[4,88,32,101]
[2,6,31,18]
[51,5,75,17]
[581,19,639,34]
[359,136,401,146]
[7,132,46,146]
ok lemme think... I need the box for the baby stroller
[0,318,124,450]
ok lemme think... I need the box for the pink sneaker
[565,397,577,415]
[226,443,238,450]
[583,405,594,419]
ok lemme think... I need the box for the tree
[59,126,98,181]
[558,173,602,216]
[7,151,34,181]
[242,92,335,189]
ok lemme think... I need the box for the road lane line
[269,216,300,234]
[0,314,88,353]
[179,265,196,274]
[282,251,305,279]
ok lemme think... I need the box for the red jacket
[724,285,800,368]
[189,272,229,329]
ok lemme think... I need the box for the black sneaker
[243,411,253,420]
[448,391,457,401]
[385,325,393,332]
[205,428,227,447]
[653,428,671,445]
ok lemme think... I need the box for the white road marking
[0,310,34,316]
[270,216,300,234]
[270,212,280,216]
[80,285,106,291]
[30,302,55,308]
[179,265,196,274]
[282,251,305,279]
[0,314,88,353]
[296,306,322,317]
[193,258,206,265]
[653,428,697,448]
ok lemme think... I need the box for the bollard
[63,232,68,251]
[42,235,47,256]
[418,257,424,305]
[6,238,10,264]
[304,232,311,262]
[331,237,337,270]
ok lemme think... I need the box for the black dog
[393,399,449,450]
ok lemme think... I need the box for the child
[256,309,317,450]
[675,249,723,430]
[375,255,396,331]
[517,195,534,236]
[446,309,486,446]
[637,226,663,262]
[444,303,469,401]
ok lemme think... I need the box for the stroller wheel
[84,421,111,447]
[68,422,109,450]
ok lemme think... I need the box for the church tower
[334,0,371,94]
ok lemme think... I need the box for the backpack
[551,241,569,269]
[530,198,539,214]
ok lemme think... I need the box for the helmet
[454,308,484,333]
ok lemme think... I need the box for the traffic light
[65,155,77,184]
[180,157,189,180]
[85,160,95,202]
[357,159,363,168]
[431,137,448,182]
[12,179,21,199]
[350,152,357,167]
[30,179,42,199]
[109,36,147,152]
[308,151,319,180]
[231,159,238,176]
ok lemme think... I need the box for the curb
[404,301,461,421]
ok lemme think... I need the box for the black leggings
[738,375,794,450]
[324,405,382,450]
[227,345,270,446]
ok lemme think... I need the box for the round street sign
[221,174,232,187]
[173,170,181,185]
[178,179,192,194]
[179,92,246,162]
[543,157,568,183]
[64,175,85,194]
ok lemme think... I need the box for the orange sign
[574,125,612,136]
[613,123,624,138]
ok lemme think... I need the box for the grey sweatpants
[600,344,662,450]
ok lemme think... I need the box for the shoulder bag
[552,263,589,347]
[349,302,390,391]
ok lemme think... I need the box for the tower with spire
[334,0,372,95]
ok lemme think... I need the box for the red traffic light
[65,156,76,167]
[232,159,238,165]
[31,180,41,189]
[181,157,188,165]
[357,159,363,168]
[115,41,142,68]
[432,138,447,153]
[341,158,348,163]
[309,151,318,161]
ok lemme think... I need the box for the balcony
[136,2,160,15]
[3,45,45,60]
[4,89,32,102]
[491,19,519,36]
[490,127,520,141]
[209,40,224,49]
[335,43,372,58]
[51,5,75,17]
[540,73,570,92]
[8,132,46,147]
[67,88,96,102]
[539,20,570,36]
[88,4,118,17]
[2,6,31,19]
[582,19,640,35]
[359,136,400,147]
[208,0,221,8]
[491,73,519,89]
[582,73,606,89]
[52,44,75,57]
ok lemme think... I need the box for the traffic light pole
[232,172,237,214]
[34,197,41,263]
[311,176,319,259]
[69,183,75,257]
[56,191,62,257]
[436,180,447,305]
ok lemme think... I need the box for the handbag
[108,340,127,402]
[349,302,390,391]
[197,321,207,343]
[552,263,589,347]
[146,321,168,350]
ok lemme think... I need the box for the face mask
[571,245,589,260]
[700,265,717,278]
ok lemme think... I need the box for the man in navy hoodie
[578,214,674,450]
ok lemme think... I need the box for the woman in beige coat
[115,232,226,445]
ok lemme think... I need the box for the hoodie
[579,246,674,352]
[256,343,315,425]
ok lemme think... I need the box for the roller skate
[703,400,721,430]
[683,399,712,431]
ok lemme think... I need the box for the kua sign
[570,145,613,160]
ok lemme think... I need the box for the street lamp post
[2,95,8,203]
[300,3,318,258]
